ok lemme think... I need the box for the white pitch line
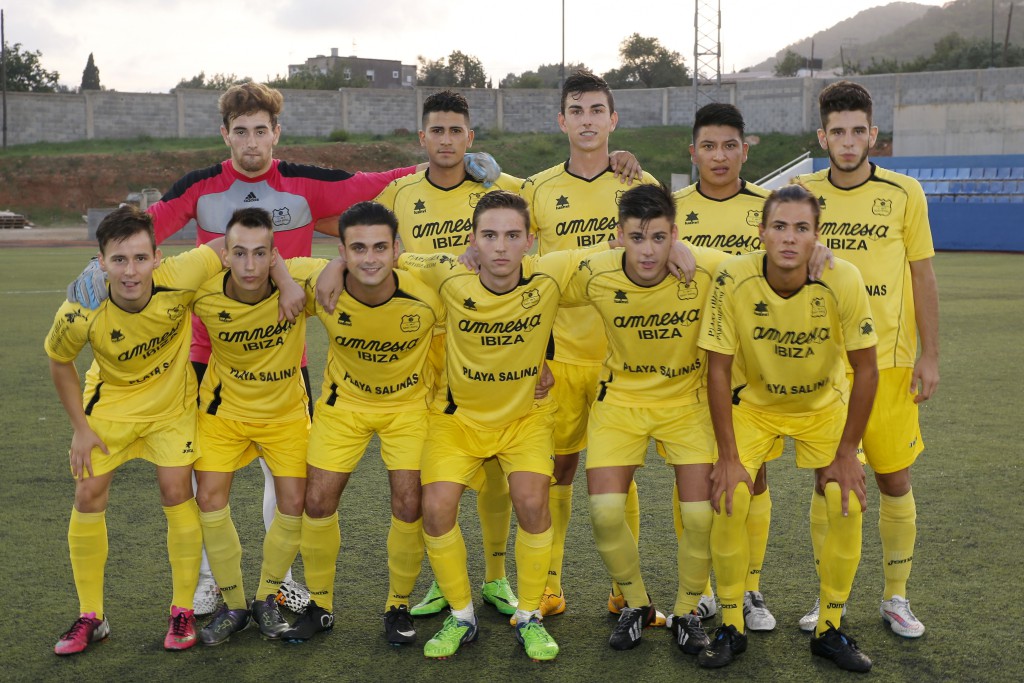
[1,289,64,295]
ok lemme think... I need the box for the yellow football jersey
[305,264,444,413]
[699,252,877,415]
[562,246,729,408]
[375,170,523,255]
[796,164,934,370]
[399,248,594,429]
[44,246,223,421]
[673,180,769,255]
[521,163,658,366]
[192,259,320,423]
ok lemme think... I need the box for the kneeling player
[281,202,443,645]
[191,208,314,644]
[47,206,225,654]
[563,183,727,652]
[697,185,878,672]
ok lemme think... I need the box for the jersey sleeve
[152,244,225,293]
[396,252,462,290]
[317,167,417,217]
[902,178,935,262]
[287,257,330,313]
[836,263,879,352]
[699,262,738,356]
[44,301,93,363]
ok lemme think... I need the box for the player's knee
[874,468,911,497]
[588,494,626,533]
[195,489,228,513]
[552,452,579,483]
[391,493,421,523]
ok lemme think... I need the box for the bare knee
[875,468,911,497]
[553,452,579,485]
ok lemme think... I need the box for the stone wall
[2,67,1022,145]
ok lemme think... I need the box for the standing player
[519,70,659,619]
[674,102,773,629]
[796,80,938,637]
[375,90,523,618]
[280,202,444,646]
[190,208,318,645]
[563,183,727,652]
[697,184,878,672]
[398,191,613,661]
[46,206,225,654]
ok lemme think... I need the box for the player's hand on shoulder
[609,151,642,184]
[277,278,306,324]
[668,241,696,284]
[457,245,482,273]
[66,258,108,309]
[315,257,347,314]
[465,152,502,188]
[808,242,835,281]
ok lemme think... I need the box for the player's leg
[671,462,713,655]
[744,464,776,631]
[477,458,516,615]
[56,470,114,656]
[155,462,203,651]
[671,479,716,618]
[866,367,925,637]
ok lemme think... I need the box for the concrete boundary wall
[3,67,1023,145]
[894,101,1024,155]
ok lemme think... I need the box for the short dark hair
[471,191,530,232]
[764,183,821,230]
[225,207,274,244]
[818,80,873,127]
[618,183,676,230]
[693,102,745,141]
[422,89,471,128]
[218,81,283,129]
[561,70,614,114]
[338,201,399,241]
[96,205,155,254]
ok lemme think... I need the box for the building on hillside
[288,48,416,88]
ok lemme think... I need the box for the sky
[6,0,951,93]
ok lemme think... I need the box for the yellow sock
[590,493,647,607]
[817,482,863,635]
[809,491,828,578]
[478,460,511,583]
[711,483,752,633]
[514,525,553,612]
[674,485,713,596]
[745,488,772,592]
[675,500,713,615]
[199,505,246,609]
[257,509,302,600]
[301,512,340,612]
[424,525,471,611]
[163,499,202,610]
[387,516,424,609]
[879,489,916,600]
[68,508,107,618]
[546,484,573,595]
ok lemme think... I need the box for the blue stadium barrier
[811,154,1024,251]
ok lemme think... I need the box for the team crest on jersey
[400,314,421,332]
[677,281,698,301]
[167,305,185,321]
[414,200,426,214]
[615,190,625,205]
[468,192,486,208]
[872,198,892,216]
[685,211,699,225]
[614,290,629,304]
[272,207,290,226]
[64,309,86,324]
[860,318,874,336]
[746,209,762,227]
[754,301,769,316]
[110,329,125,343]
[810,296,826,318]
[521,289,540,309]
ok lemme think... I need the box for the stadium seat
[954,194,971,203]
[918,168,934,180]
[921,181,937,194]
[893,168,907,175]
[1010,167,1024,180]
[970,167,986,179]
[1010,195,1024,203]
[939,195,954,203]
[994,196,1010,204]
[955,167,970,179]
[933,180,950,194]
[996,167,1012,180]
[983,167,998,180]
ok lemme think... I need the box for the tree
[80,53,101,90]
[500,62,590,89]
[602,34,688,88]
[417,51,487,88]
[1,42,60,92]
[175,72,251,90]
[773,49,806,77]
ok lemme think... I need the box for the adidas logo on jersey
[243,192,259,203]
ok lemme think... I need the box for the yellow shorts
[195,412,309,477]
[587,402,715,469]
[856,367,924,474]
[550,360,600,455]
[77,407,198,477]
[729,402,849,470]
[421,402,556,488]
[307,403,426,473]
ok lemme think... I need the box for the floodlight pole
[2,9,7,149]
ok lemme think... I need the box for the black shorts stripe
[84,382,103,416]
[443,386,458,415]
[206,383,223,415]
[325,382,339,407]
